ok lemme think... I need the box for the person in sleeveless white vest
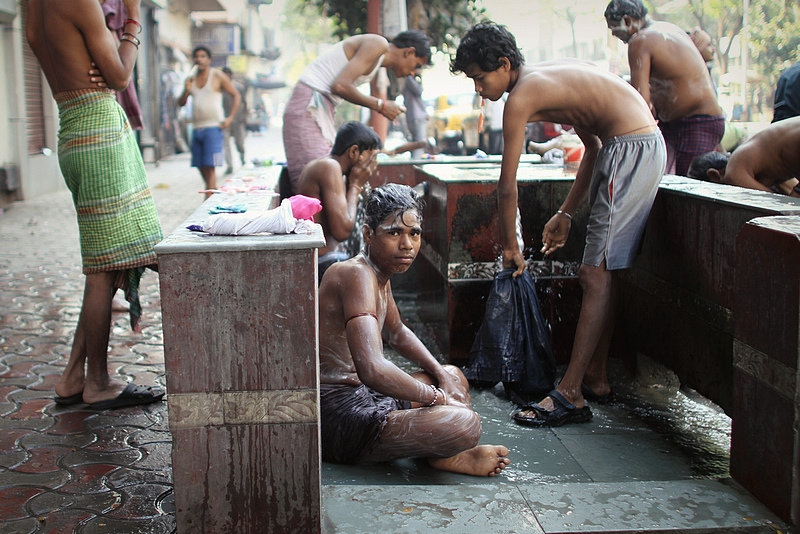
[178,46,241,199]
[282,31,432,194]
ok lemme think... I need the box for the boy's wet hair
[687,151,729,181]
[364,183,424,230]
[331,121,382,156]
[391,30,432,63]
[604,0,648,23]
[450,22,524,75]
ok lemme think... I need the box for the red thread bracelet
[125,18,142,34]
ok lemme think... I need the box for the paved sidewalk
[0,131,284,533]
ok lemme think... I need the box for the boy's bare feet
[428,444,510,476]
[528,136,564,156]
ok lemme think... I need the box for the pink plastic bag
[289,195,322,220]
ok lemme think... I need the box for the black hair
[450,22,524,75]
[604,0,648,23]
[330,121,382,156]
[221,66,232,75]
[391,30,432,63]
[687,151,729,181]
[364,183,424,230]
[192,46,212,58]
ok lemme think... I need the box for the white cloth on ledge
[202,198,317,235]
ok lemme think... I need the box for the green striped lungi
[56,89,163,328]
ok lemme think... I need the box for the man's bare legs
[522,261,617,415]
[55,271,129,404]
[200,166,217,198]
[363,367,510,476]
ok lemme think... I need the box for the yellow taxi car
[431,93,484,155]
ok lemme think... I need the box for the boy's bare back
[509,61,655,140]
[729,118,800,186]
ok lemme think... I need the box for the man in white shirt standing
[178,46,241,198]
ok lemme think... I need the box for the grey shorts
[583,131,666,270]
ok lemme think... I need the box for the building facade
[0,0,279,207]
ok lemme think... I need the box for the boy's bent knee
[447,408,481,447]
[443,364,469,386]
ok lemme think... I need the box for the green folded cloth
[209,204,247,214]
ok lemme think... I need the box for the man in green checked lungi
[26,0,165,410]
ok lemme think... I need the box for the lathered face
[607,17,633,43]
[366,209,421,275]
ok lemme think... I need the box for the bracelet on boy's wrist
[556,209,572,221]
[425,384,438,406]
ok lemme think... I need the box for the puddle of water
[618,382,731,478]
[390,292,732,481]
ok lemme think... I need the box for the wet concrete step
[322,478,782,533]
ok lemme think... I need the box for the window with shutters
[21,2,47,155]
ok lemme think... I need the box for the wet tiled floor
[319,293,789,532]
[0,131,792,533]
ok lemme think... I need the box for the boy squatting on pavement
[451,22,666,427]
[318,183,510,476]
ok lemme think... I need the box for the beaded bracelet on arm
[425,384,438,406]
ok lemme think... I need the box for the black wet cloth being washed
[465,269,556,404]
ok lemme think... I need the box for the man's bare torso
[26,0,109,94]
[296,157,345,256]
[630,21,722,122]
